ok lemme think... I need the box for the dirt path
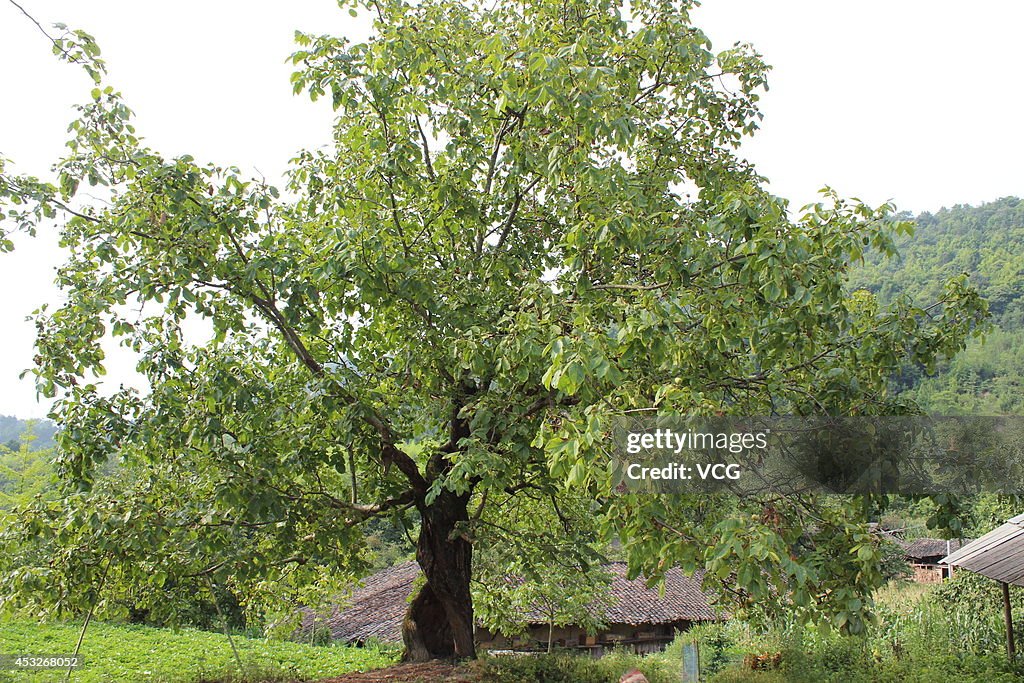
[313,661,472,683]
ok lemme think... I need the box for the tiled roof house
[303,561,724,654]
[306,562,419,644]
[904,537,968,583]
[904,538,966,563]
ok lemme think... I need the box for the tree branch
[414,116,436,181]
[7,0,80,64]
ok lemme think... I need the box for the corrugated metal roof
[942,514,1024,586]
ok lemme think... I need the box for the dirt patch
[313,661,472,683]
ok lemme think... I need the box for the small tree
[476,563,612,653]
[473,491,611,652]
[1,0,986,659]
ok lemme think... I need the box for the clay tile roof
[904,538,967,562]
[304,561,421,643]
[305,560,723,644]
[596,562,722,624]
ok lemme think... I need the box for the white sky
[0,0,1022,419]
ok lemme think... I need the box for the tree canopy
[0,0,988,659]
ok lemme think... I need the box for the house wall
[910,563,950,583]
[476,621,689,656]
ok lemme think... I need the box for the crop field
[0,619,398,682]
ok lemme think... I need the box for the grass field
[0,619,399,682]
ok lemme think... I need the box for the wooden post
[1003,581,1016,662]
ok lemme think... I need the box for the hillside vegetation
[0,417,55,452]
[850,197,1024,414]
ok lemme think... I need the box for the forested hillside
[0,414,56,450]
[0,418,56,513]
[850,197,1024,414]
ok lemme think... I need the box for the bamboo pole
[1003,581,1016,662]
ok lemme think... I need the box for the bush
[466,651,675,683]
[708,670,789,683]
[661,622,741,677]
[933,571,1024,654]
[307,625,333,646]
[465,654,602,683]
[774,630,872,683]
[694,582,1024,683]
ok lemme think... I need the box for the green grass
[0,618,399,682]
[663,580,1024,683]
[873,581,934,612]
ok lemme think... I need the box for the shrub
[466,651,675,683]
[709,670,789,683]
[695,581,1024,683]
[933,571,1024,654]
[662,622,741,677]
[307,625,333,646]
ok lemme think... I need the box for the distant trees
[0,416,57,451]
[851,198,1024,414]
[852,197,1024,326]
[0,420,57,512]
[0,440,55,511]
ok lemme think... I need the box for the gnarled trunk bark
[402,489,475,661]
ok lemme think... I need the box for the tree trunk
[402,489,475,661]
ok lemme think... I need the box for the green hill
[0,416,58,512]
[0,415,57,451]
[849,197,1024,413]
